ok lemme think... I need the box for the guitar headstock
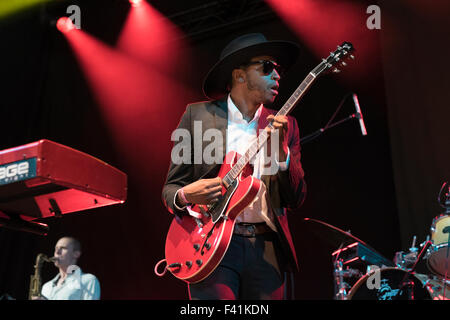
[313,42,355,76]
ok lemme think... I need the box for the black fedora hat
[202,33,300,100]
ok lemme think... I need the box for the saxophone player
[31,237,100,300]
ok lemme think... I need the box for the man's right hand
[178,177,222,206]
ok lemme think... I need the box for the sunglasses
[243,60,284,76]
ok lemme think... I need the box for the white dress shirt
[174,95,290,231]
[226,95,289,230]
[41,265,100,300]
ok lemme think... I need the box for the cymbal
[303,218,376,251]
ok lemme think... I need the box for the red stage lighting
[60,27,195,183]
[265,0,379,85]
[118,0,191,77]
[56,17,75,33]
[129,0,143,7]
[57,0,196,190]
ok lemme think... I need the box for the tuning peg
[332,68,341,73]
[340,61,347,67]
[350,54,355,60]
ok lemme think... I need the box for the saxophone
[28,253,55,299]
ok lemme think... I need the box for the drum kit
[305,182,450,300]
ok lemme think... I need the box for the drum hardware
[393,240,433,300]
[424,182,450,278]
[304,218,394,300]
[442,226,449,298]
[416,273,450,300]
[332,241,389,300]
[304,218,394,268]
[332,243,363,300]
[405,240,432,273]
[333,254,348,301]
[399,280,415,300]
[426,220,450,277]
[332,241,395,269]
[333,255,363,300]
[348,267,449,300]
[304,182,450,300]
[394,235,419,270]
[437,181,450,214]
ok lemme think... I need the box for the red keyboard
[0,139,127,220]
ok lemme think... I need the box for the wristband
[179,187,190,205]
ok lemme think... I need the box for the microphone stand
[301,113,361,144]
[300,92,364,144]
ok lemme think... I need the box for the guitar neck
[277,72,317,117]
[221,39,354,187]
[222,71,320,187]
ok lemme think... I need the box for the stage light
[59,25,195,183]
[129,0,143,7]
[265,0,378,84]
[57,0,195,188]
[118,0,191,77]
[56,17,75,33]
[0,0,51,19]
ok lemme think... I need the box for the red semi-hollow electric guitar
[164,42,355,283]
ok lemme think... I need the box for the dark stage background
[0,0,449,300]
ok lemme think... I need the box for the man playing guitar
[162,33,307,300]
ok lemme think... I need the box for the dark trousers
[188,232,291,300]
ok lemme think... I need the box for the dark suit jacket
[162,97,307,270]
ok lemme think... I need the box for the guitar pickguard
[209,178,239,223]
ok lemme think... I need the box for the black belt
[233,222,273,237]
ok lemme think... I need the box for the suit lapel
[257,106,275,202]
[257,106,274,133]
[212,97,228,157]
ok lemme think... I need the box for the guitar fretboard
[222,72,317,187]
[221,41,353,188]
